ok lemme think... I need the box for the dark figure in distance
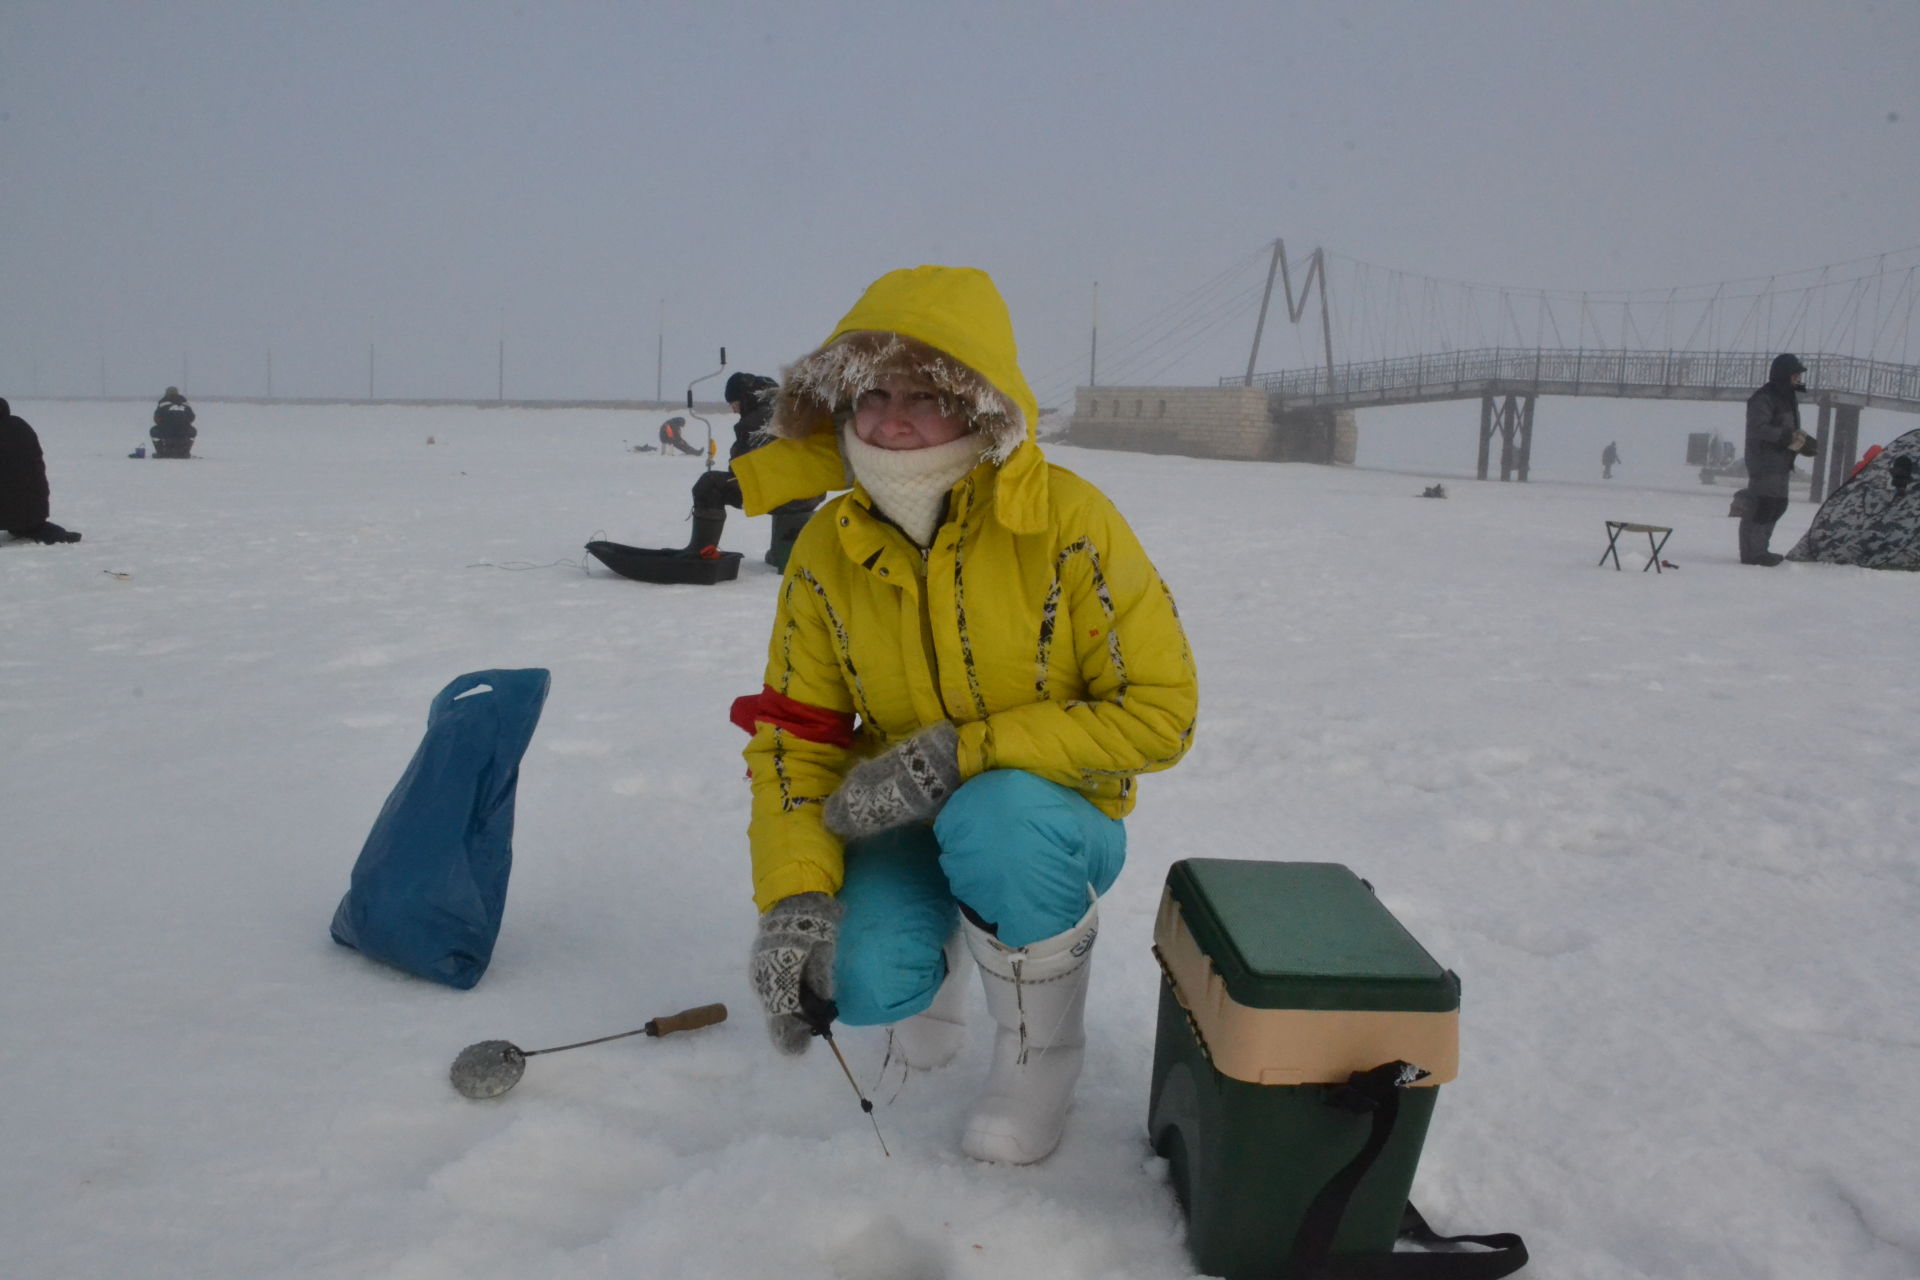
[0,399,83,543]
[151,387,198,459]
[1741,354,1814,566]
[658,416,701,456]
[1601,441,1620,479]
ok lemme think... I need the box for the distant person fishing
[657,416,700,456]
[679,372,821,569]
[151,387,198,459]
[0,398,83,543]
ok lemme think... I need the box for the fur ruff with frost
[772,332,1026,464]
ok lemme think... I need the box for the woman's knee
[934,771,1125,946]
[831,829,958,1025]
[834,911,955,1025]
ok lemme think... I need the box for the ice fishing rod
[448,1003,728,1099]
[686,346,727,472]
[800,988,889,1157]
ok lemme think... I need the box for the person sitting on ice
[679,371,821,569]
[657,416,701,456]
[731,265,1198,1164]
[150,387,198,458]
[0,398,83,543]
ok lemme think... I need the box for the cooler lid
[1164,859,1458,1013]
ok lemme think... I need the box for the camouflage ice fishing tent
[1787,427,1920,570]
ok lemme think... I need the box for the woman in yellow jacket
[733,265,1198,1164]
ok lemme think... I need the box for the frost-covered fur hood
[732,265,1052,532]
[771,330,1026,465]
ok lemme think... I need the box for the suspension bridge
[1054,242,1920,496]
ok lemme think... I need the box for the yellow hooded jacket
[732,266,1198,910]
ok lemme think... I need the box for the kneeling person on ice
[730,265,1199,1164]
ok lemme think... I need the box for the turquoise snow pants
[831,769,1126,1027]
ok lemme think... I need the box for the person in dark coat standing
[0,399,83,543]
[1740,353,1813,566]
[151,386,198,458]
[1601,440,1620,479]
[683,372,822,569]
[723,371,776,463]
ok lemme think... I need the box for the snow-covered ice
[3,398,1916,1279]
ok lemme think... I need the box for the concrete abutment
[1065,386,1356,464]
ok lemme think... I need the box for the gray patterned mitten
[750,892,844,1055]
[822,721,962,841]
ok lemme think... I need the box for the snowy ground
[3,399,1917,1280]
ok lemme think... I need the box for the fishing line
[466,530,606,573]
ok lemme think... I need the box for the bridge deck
[1234,348,1920,414]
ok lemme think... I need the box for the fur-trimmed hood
[733,265,1050,532]
[771,330,1027,463]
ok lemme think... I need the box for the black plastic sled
[585,539,743,585]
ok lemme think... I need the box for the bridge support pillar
[1827,404,1861,497]
[1809,399,1833,497]
[1517,395,1535,481]
[1478,394,1535,481]
[1477,397,1493,479]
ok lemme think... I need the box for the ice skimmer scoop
[450,1003,728,1099]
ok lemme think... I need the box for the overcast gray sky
[5,0,1916,408]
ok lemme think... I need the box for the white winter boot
[887,928,969,1070]
[959,898,1098,1165]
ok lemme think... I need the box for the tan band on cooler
[1154,892,1459,1087]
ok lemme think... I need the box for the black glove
[822,721,962,841]
[749,892,843,1055]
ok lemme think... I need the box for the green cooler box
[1148,859,1461,1279]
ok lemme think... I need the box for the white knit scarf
[840,428,987,547]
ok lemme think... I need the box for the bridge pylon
[1477,394,1536,481]
[1805,399,1866,498]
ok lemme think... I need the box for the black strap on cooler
[1290,1060,1529,1280]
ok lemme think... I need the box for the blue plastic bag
[330,668,551,989]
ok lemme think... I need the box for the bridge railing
[1230,348,1920,409]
